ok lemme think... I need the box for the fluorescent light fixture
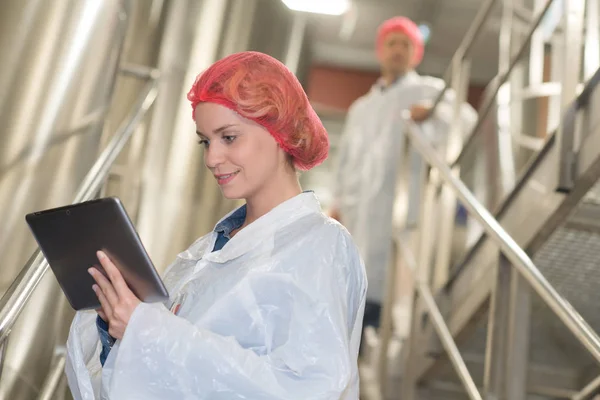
[282,0,350,15]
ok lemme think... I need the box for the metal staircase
[372,0,600,399]
[2,0,600,399]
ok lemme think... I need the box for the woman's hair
[187,51,329,171]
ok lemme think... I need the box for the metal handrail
[0,77,158,344]
[427,0,558,166]
[402,114,600,365]
[396,233,483,400]
[572,374,600,400]
[429,0,497,112]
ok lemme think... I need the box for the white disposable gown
[332,71,476,304]
[65,192,367,399]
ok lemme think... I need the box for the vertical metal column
[483,254,531,400]
[556,0,585,191]
[0,337,7,382]
[400,285,421,400]
[493,0,516,204]
[547,34,563,135]
[584,0,600,81]
[284,12,308,75]
[377,240,398,396]
[401,168,438,400]
[529,0,546,88]
[432,58,470,291]
[136,0,230,269]
[219,0,258,58]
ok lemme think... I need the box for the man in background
[329,16,476,341]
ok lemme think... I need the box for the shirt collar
[375,70,419,92]
[205,192,322,264]
[214,204,246,238]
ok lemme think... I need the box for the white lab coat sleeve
[331,103,359,208]
[65,311,103,400]
[107,256,355,398]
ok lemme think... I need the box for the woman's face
[194,102,288,200]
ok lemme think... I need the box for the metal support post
[529,0,546,88]
[0,336,7,382]
[401,288,421,400]
[377,240,398,395]
[494,0,517,202]
[572,374,600,400]
[401,168,437,400]
[433,59,470,291]
[483,253,531,400]
[584,0,599,82]
[399,230,483,400]
[284,12,308,76]
[547,33,564,134]
[556,0,585,191]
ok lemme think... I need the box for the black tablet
[25,197,169,311]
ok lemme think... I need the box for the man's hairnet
[187,51,329,171]
[376,16,424,67]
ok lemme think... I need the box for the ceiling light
[282,0,350,16]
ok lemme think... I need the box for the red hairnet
[376,17,424,67]
[187,51,329,171]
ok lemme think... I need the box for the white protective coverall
[65,192,367,399]
[332,71,476,304]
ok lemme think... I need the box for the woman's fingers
[96,307,107,321]
[96,251,133,298]
[89,266,119,306]
[93,284,112,318]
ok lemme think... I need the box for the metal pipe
[37,348,66,400]
[403,115,600,364]
[74,79,158,202]
[513,4,534,23]
[119,63,160,80]
[584,0,600,82]
[572,374,600,400]
[0,78,158,344]
[0,335,7,381]
[284,12,308,76]
[429,0,497,113]
[556,0,586,192]
[397,235,483,400]
[453,0,557,167]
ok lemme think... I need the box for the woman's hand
[410,104,432,122]
[327,207,341,223]
[96,307,108,322]
[89,251,141,340]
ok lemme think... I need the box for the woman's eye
[223,135,237,144]
[197,139,209,148]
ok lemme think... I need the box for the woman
[65,51,367,399]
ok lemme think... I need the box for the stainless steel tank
[0,0,310,397]
[0,0,164,398]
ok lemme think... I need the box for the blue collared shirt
[212,205,247,251]
[96,206,247,366]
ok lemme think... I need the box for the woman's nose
[204,144,225,169]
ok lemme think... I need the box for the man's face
[377,31,414,77]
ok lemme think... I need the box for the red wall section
[307,65,487,112]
